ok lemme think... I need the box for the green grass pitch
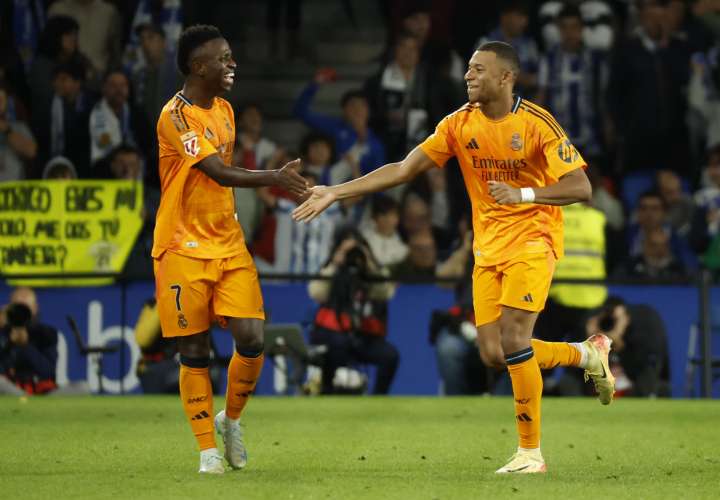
[1,396,718,499]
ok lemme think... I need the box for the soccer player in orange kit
[294,41,615,474]
[152,25,307,474]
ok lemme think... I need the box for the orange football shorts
[472,251,556,327]
[153,249,265,337]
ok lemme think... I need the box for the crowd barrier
[1,277,717,398]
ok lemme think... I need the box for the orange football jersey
[152,93,245,259]
[420,96,586,266]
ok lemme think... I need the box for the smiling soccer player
[293,41,615,474]
[152,25,307,474]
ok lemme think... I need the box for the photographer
[584,296,670,397]
[0,287,58,395]
[308,227,399,394]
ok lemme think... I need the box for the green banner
[0,180,143,286]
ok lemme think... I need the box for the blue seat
[621,171,655,210]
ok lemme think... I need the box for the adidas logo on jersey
[521,293,534,303]
[465,138,480,150]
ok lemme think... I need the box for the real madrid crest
[510,133,523,151]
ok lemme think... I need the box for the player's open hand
[488,181,521,204]
[292,186,337,222]
[275,158,309,197]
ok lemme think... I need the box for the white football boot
[495,448,547,474]
[198,448,225,474]
[215,410,248,469]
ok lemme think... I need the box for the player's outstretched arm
[195,154,308,196]
[489,167,592,206]
[292,146,436,222]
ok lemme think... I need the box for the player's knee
[475,337,504,369]
[230,318,264,354]
[177,332,210,359]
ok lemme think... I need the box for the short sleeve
[158,107,218,167]
[541,128,587,179]
[419,115,456,168]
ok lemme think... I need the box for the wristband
[520,187,535,203]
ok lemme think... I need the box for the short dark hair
[177,24,223,76]
[340,89,367,107]
[52,56,86,81]
[300,131,336,163]
[477,41,520,73]
[103,67,129,83]
[500,1,528,15]
[371,195,399,217]
[38,15,79,59]
[109,143,141,162]
[557,4,583,22]
[638,190,666,209]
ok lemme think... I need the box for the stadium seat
[621,171,655,210]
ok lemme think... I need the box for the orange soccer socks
[505,347,543,449]
[179,356,216,450]
[225,348,264,421]
[530,339,585,370]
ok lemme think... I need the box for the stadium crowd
[2,0,717,395]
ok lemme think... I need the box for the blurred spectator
[587,165,625,231]
[36,59,94,177]
[130,23,180,126]
[42,155,78,179]
[429,259,492,395]
[398,192,452,253]
[293,69,385,180]
[28,16,93,127]
[400,5,465,83]
[233,103,279,170]
[392,229,472,280]
[308,228,398,394]
[123,0,183,73]
[0,84,37,181]
[536,4,607,157]
[585,297,670,397]
[233,103,279,241]
[255,170,342,275]
[475,1,539,97]
[614,226,689,279]
[361,195,408,267]
[606,0,691,174]
[7,0,46,73]
[298,131,339,184]
[48,0,122,75]
[99,145,159,280]
[665,0,715,53]
[364,32,463,162]
[0,5,33,108]
[537,203,608,345]
[539,0,615,51]
[627,190,697,270]
[89,69,153,168]
[656,169,694,235]
[689,145,720,272]
[0,288,57,395]
[688,43,720,155]
[693,0,720,39]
